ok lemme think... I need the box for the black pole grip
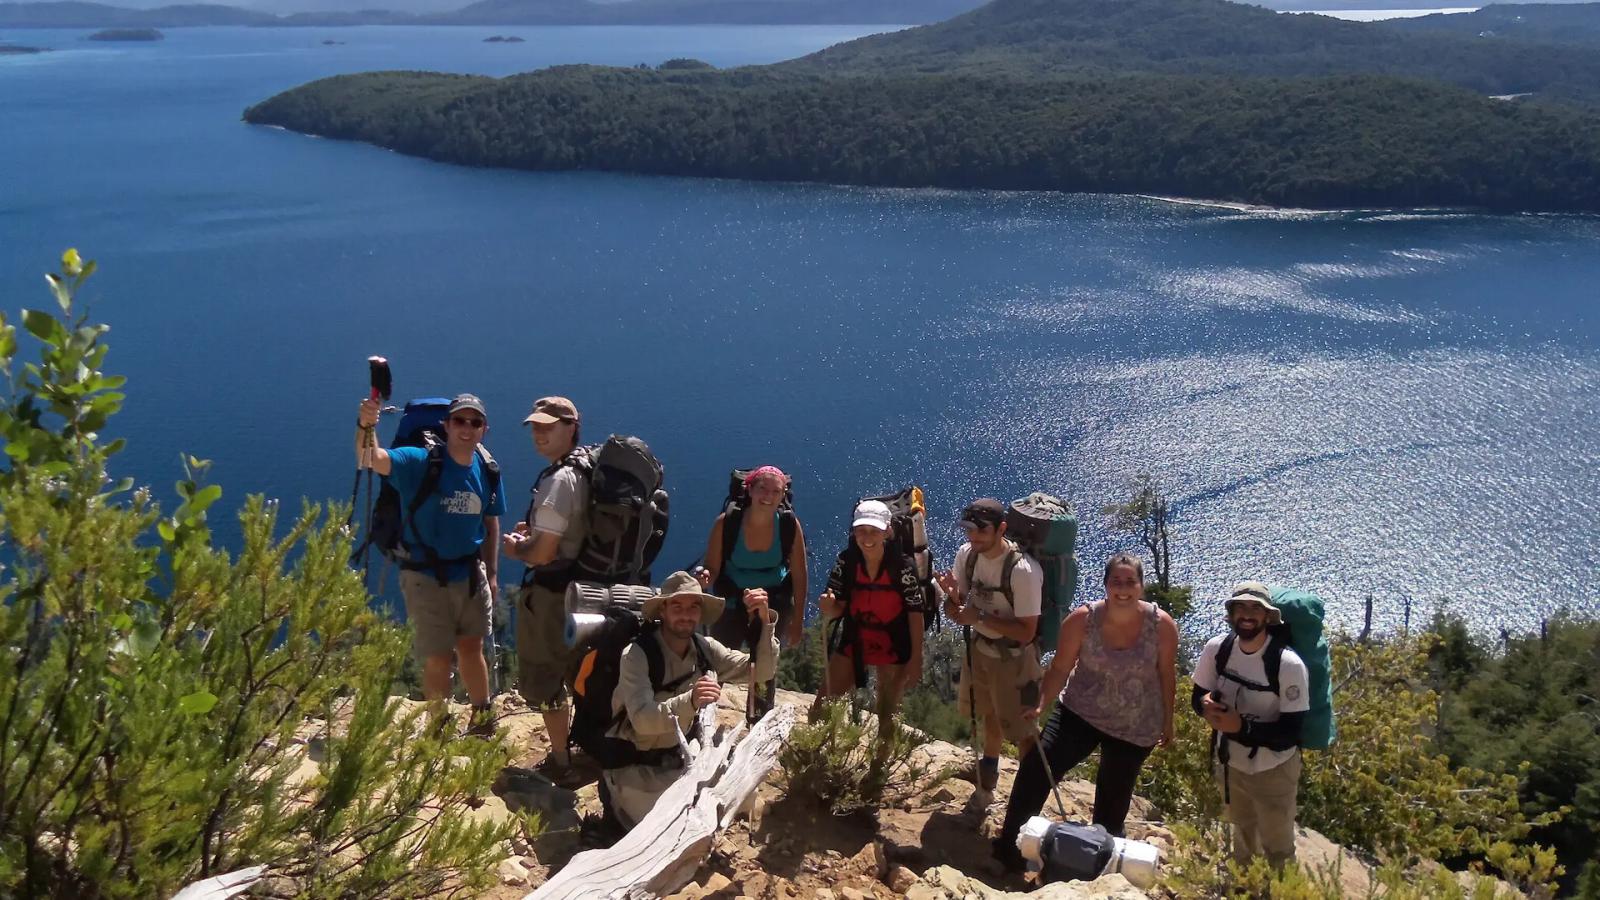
[367,356,392,401]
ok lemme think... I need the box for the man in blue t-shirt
[356,393,506,731]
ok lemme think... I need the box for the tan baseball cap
[523,396,579,425]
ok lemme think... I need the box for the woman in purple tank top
[994,552,1178,870]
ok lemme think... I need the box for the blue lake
[2,25,1598,634]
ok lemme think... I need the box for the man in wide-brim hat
[1191,581,1310,868]
[601,571,779,830]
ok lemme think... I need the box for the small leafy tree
[1103,474,1192,619]
[0,251,512,898]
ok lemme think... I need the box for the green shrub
[0,251,512,898]
[779,700,933,816]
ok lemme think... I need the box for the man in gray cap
[502,396,588,768]
[937,497,1044,805]
[356,393,505,733]
[1191,581,1310,868]
[601,571,779,830]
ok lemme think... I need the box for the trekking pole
[746,592,760,726]
[1030,719,1069,820]
[358,356,391,586]
[963,623,981,785]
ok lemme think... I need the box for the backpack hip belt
[973,631,1027,657]
[400,552,483,587]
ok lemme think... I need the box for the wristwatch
[976,609,988,624]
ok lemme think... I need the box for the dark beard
[1232,620,1264,640]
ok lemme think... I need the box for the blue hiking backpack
[353,398,501,581]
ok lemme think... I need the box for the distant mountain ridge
[0,0,987,26]
[1383,2,1600,45]
[786,0,1600,97]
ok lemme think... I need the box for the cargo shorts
[958,640,1044,745]
[516,581,573,712]
[400,563,492,659]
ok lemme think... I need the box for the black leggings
[998,704,1155,845]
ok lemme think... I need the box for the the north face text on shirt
[443,491,483,516]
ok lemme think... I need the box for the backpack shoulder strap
[690,633,712,675]
[778,508,798,561]
[410,437,446,513]
[999,548,1022,602]
[1263,633,1287,696]
[474,444,501,507]
[1214,633,1236,683]
[637,625,668,693]
[720,504,745,564]
[962,544,978,591]
[404,438,447,556]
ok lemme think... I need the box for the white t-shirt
[1192,633,1310,774]
[952,542,1042,644]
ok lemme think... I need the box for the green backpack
[1269,586,1336,750]
[1004,493,1080,654]
[1212,586,1336,751]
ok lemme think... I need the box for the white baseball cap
[851,499,893,531]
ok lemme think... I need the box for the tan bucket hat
[641,571,725,626]
[1225,580,1283,626]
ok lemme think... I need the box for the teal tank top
[726,511,788,590]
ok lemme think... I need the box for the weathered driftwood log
[168,865,266,900]
[527,703,799,900]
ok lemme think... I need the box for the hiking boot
[978,756,1000,792]
[466,704,497,739]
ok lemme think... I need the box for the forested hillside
[245,65,1600,211]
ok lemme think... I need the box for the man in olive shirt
[601,571,779,830]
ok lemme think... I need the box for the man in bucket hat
[600,571,779,830]
[1191,581,1310,868]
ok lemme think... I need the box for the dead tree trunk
[527,704,799,900]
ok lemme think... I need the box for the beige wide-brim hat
[1225,580,1283,626]
[641,570,726,626]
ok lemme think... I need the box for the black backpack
[715,467,798,601]
[567,606,710,769]
[533,435,669,588]
[859,486,943,631]
[354,397,501,582]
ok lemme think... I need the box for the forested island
[244,0,1600,211]
[87,26,162,39]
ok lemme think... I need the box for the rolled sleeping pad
[1016,816,1159,888]
[1105,837,1159,889]
[563,580,654,647]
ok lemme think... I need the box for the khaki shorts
[400,565,491,659]
[958,641,1043,745]
[516,582,573,712]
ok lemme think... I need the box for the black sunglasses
[450,415,486,429]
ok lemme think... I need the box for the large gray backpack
[569,435,670,586]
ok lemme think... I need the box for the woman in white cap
[814,499,926,717]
